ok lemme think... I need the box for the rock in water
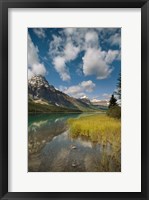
[72,162,77,167]
[71,145,77,149]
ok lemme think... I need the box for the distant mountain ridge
[91,99,109,106]
[28,75,102,113]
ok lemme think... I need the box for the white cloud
[105,50,120,63]
[82,48,113,79]
[53,56,70,81]
[28,69,34,79]
[107,33,121,47]
[80,80,96,92]
[28,34,39,67]
[63,80,95,98]
[64,28,76,36]
[49,35,63,57]
[85,31,99,48]
[50,42,80,81]
[64,42,80,61]
[49,28,93,81]
[48,28,121,81]
[102,93,111,99]
[28,34,46,79]
[33,28,46,38]
[91,98,101,103]
[32,63,46,76]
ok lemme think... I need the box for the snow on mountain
[28,75,98,111]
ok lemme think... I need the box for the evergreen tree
[115,72,121,100]
[107,73,121,119]
[109,94,117,108]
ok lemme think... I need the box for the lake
[28,113,118,172]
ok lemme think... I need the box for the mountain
[28,75,102,113]
[29,75,77,109]
[79,96,91,105]
[91,99,109,107]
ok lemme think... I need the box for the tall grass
[67,114,121,171]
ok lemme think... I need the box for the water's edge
[28,113,120,172]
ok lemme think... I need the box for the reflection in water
[28,113,120,172]
[28,114,79,155]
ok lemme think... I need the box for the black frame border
[0,0,149,199]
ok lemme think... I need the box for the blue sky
[28,28,121,101]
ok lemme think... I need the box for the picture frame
[0,0,148,199]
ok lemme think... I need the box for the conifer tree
[109,94,117,108]
[116,73,121,100]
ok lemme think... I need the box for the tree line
[107,73,121,119]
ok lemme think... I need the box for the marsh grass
[67,114,121,171]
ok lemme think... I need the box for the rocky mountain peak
[28,75,101,111]
[28,75,56,91]
[28,75,49,88]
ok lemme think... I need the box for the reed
[67,114,121,171]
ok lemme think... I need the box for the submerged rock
[71,145,77,149]
[72,162,77,167]
[42,140,46,144]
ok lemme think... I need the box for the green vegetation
[66,72,121,171]
[28,97,105,113]
[107,94,121,119]
[107,105,121,119]
[107,73,121,119]
[115,72,121,99]
[67,114,121,171]
[28,101,82,113]
[108,94,117,108]
[67,114,120,144]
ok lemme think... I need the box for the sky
[28,28,121,101]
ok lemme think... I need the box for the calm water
[28,113,118,172]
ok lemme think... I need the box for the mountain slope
[28,75,102,113]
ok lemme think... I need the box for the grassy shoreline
[67,114,121,144]
[67,114,121,171]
